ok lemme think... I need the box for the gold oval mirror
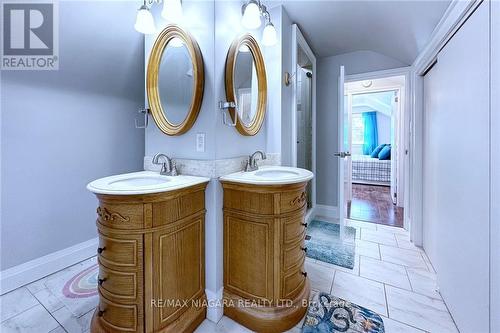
[147,25,204,136]
[225,34,267,136]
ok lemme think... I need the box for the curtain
[362,112,378,155]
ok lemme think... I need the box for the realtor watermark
[1,1,59,70]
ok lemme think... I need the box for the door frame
[345,67,412,232]
[291,24,317,220]
[345,85,403,206]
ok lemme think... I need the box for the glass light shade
[241,1,261,29]
[134,5,155,34]
[262,22,277,46]
[162,0,183,23]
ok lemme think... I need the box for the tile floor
[348,184,404,227]
[1,218,457,333]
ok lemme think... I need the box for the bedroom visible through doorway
[344,76,405,227]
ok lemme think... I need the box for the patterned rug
[305,220,356,269]
[45,257,99,316]
[303,292,384,333]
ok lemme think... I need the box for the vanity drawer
[98,265,138,301]
[282,240,306,271]
[98,295,140,332]
[97,232,142,269]
[281,189,307,213]
[281,263,307,300]
[282,211,307,245]
[96,202,143,229]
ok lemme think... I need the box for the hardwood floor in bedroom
[348,184,404,227]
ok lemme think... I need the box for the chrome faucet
[152,153,178,176]
[245,151,267,172]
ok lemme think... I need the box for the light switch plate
[196,133,205,152]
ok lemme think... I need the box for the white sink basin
[87,171,209,195]
[220,166,313,185]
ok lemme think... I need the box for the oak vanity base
[222,181,311,333]
[223,279,310,333]
[88,182,208,333]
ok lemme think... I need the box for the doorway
[344,76,406,227]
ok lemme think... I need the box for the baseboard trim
[0,237,98,295]
[205,287,224,323]
[314,205,339,219]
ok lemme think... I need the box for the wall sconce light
[135,0,183,34]
[241,0,277,46]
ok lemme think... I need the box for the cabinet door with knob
[222,181,311,333]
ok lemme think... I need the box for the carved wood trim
[290,192,307,207]
[97,207,130,223]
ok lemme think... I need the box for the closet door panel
[422,3,489,332]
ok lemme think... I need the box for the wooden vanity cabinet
[222,181,310,333]
[90,182,208,333]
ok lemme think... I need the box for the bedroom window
[352,113,364,145]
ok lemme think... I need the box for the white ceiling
[280,0,451,64]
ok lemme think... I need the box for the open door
[335,66,350,231]
[390,90,399,204]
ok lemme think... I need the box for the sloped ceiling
[281,0,451,64]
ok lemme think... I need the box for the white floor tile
[355,239,381,259]
[216,316,253,333]
[49,326,67,333]
[381,316,426,333]
[346,219,377,230]
[421,252,436,274]
[376,224,408,235]
[304,260,335,292]
[33,288,64,313]
[51,307,93,333]
[0,287,39,321]
[406,268,441,299]
[361,229,398,246]
[193,319,218,332]
[314,253,360,276]
[0,304,59,333]
[360,256,411,290]
[379,245,427,270]
[26,278,48,295]
[394,234,422,252]
[331,271,387,316]
[386,286,457,333]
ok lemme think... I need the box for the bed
[351,154,391,185]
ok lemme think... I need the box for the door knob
[334,152,351,158]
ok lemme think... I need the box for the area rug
[305,220,356,269]
[45,257,99,316]
[303,292,384,333]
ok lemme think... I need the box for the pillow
[370,144,386,158]
[378,145,391,160]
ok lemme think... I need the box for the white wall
[422,3,490,331]
[316,51,406,206]
[143,1,284,321]
[491,1,500,331]
[0,1,144,270]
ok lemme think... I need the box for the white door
[336,66,349,230]
[390,91,399,204]
[345,93,353,202]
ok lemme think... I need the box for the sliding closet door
[422,3,489,332]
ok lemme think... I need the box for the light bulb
[262,22,277,46]
[134,5,156,34]
[162,0,183,23]
[241,1,261,29]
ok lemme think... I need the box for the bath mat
[303,292,384,333]
[45,257,99,317]
[305,220,356,269]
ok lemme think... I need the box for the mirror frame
[225,34,267,136]
[147,25,204,136]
